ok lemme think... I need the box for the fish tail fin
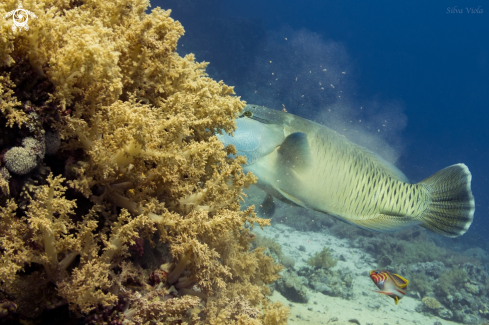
[418,163,475,237]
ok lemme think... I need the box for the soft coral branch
[25,173,77,280]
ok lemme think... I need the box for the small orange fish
[369,270,409,305]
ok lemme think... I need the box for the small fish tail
[418,163,475,237]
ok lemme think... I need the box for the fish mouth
[237,114,275,125]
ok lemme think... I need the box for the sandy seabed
[254,223,460,325]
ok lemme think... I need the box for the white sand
[254,223,460,325]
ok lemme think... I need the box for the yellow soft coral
[0,0,287,322]
[0,74,26,127]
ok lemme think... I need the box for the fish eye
[243,111,253,117]
[376,271,379,274]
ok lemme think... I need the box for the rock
[281,255,296,269]
[462,263,489,287]
[302,267,354,300]
[275,269,310,303]
[452,292,463,302]
[462,314,480,324]
[437,308,453,319]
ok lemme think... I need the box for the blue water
[157,0,489,242]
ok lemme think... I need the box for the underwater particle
[45,131,61,155]
[422,296,442,309]
[3,146,37,175]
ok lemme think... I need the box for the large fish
[218,104,475,237]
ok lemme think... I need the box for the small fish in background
[369,270,409,305]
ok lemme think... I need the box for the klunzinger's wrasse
[369,270,409,305]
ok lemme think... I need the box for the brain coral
[0,0,288,323]
[3,146,37,175]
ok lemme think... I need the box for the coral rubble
[0,0,288,323]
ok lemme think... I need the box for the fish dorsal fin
[390,273,409,288]
[362,148,410,183]
[277,132,311,172]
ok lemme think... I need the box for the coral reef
[339,225,489,323]
[352,229,448,267]
[252,232,295,269]
[274,263,353,303]
[299,267,354,300]
[306,247,338,269]
[274,269,310,303]
[405,262,489,324]
[0,0,288,323]
[421,296,442,309]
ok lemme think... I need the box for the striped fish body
[249,113,420,231]
[218,105,475,237]
[369,270,409,305]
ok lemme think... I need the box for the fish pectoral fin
[345,213,421,233]
[258,194,276,217]
[277,132,311,172]
[373,291,400,304]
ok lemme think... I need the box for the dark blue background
[155,0,488,244]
